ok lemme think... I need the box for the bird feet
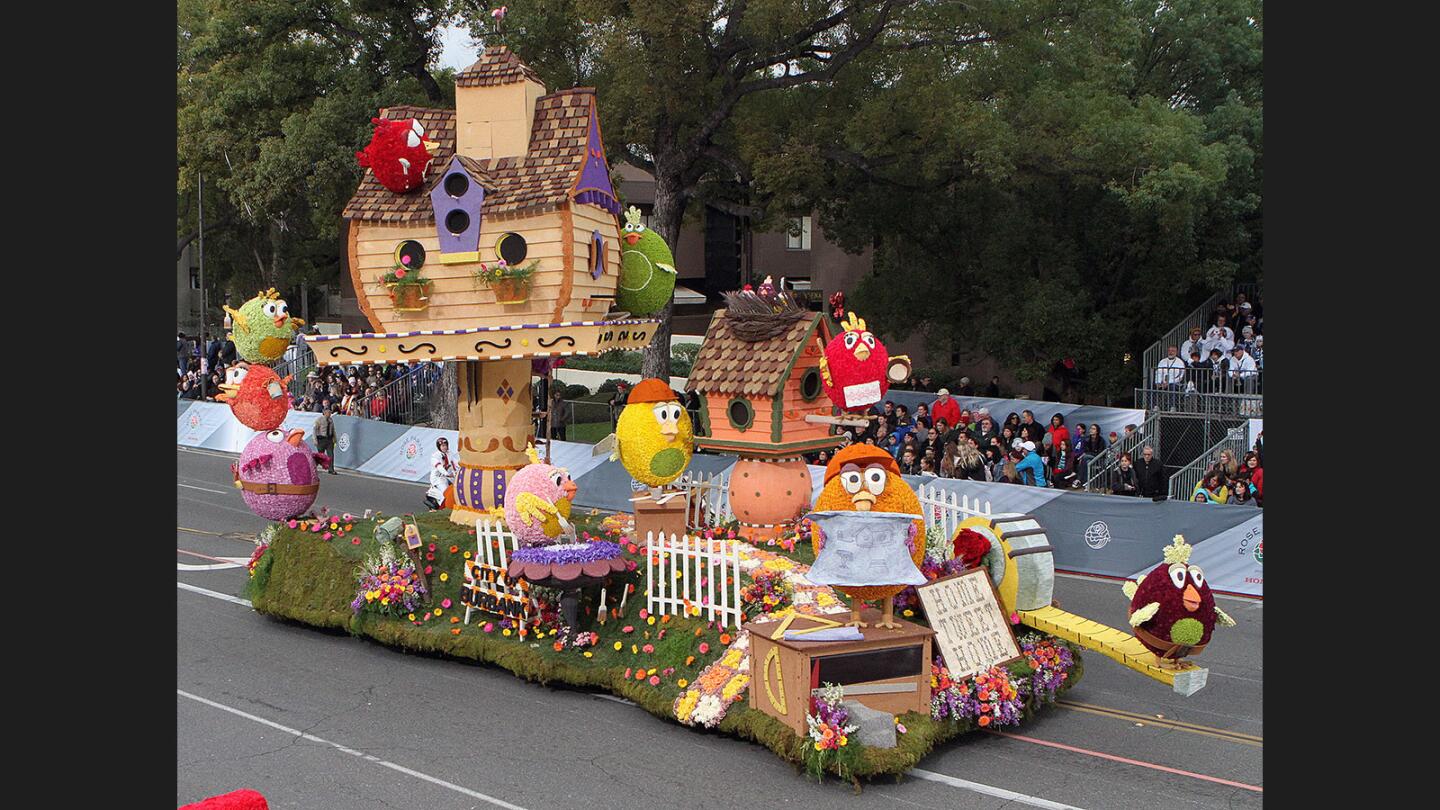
[872,619,903,630]
[847,608,868,628]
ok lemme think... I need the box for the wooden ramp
[1018,605,1209,696]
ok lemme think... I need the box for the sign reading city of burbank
[917,568,1021,679]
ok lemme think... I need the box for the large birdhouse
[685,303,841,539]
[305,46,659,526]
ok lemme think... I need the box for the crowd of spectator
[1188,437,1264,507]
[803,389,1142,492]
[1153,292,1264,410]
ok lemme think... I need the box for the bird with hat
[595,378,694,496]
[807,443,926,629]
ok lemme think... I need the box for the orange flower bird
[811,444,925,629]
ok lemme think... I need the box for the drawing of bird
[1123,535,1235,664]
[355,117,439,194]
[503,446,580,546]
[217,363,292,432]
[811,444,925,628]
[224,289,304,365]
[819,312,911,412]
[613,378,693,489]
[615,205,677,316]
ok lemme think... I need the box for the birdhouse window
[590,230,605,279]
[444,172,470,198]
[727,398,755,431]
[395,241,426,271]
[497,232,529,265]
[445,210,471,236]
[800,367,823,401]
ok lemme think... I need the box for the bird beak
[660,423,678,441]
[854,345,871,362]
[625,233,640,246]
[422,139,440,153]
[562,480,578,500]
[850,491,877,511]
[1182,584,1201,612]
[273,315,288,328]
[286,430,306,447]
[215,384,240,402]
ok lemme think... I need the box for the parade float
[240,44,1232,785]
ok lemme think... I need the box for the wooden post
[450,357,533,526]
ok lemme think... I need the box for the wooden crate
[746,610,934,736]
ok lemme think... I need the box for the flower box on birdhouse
[474,259,537,304]
[384,280,433,312]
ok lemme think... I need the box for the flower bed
[245,508,1083,782]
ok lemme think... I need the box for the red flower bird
[818,312,912,412]
[356,118,439,194]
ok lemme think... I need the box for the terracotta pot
[492,276,530,304]
[727,458,812,529]
[386,281,432,312]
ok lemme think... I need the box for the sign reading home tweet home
[917,568,1021,679]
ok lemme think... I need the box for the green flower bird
[224,288,304,364]
[615,205,677,316]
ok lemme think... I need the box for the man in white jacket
[1204,315,1235,357]
[1228,344,1259,392]
[1153,346,1187,410]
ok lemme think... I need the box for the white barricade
[644,531,743,629]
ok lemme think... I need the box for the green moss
[1170,617,1204,646]
[248,509,1083,781]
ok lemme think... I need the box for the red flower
[394,267,407,279]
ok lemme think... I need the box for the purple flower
[510,540,625,566]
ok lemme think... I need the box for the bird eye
[843,333,858,349]
[411,120,424,136]
[266,430,284,443]
[1188,565,1205,587]
[670,405,683,421]
[406,129,421,149]
[864,467,886,495]
[623,224,634,233]
[277,301,288,316]
[1168,564,1186,588]
[652,404,671,423]
[841,471,862,494]
[862,333,876,348]
[263,302,278,317]
[551,472,565,488]
[636,224,646,232]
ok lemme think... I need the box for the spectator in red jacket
[931,388,962,428]
[1244,450,1263,507]
[1045,413,1070,452]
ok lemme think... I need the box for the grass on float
[245,509,1083,782]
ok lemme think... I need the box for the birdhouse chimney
[453,46,547,161]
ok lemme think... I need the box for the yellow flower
[814,742,824,751]
[902,609,914,617]
[583,651,593,658]
[464,551,472,559]
[839,735,848,746]
[647,616,656,625]
[434,608,443,617]
[630,644,638,654]
[439,572,449,582]
[677,678,689,688]
[675,691,699,719]
[613,641,623,651]
[408,613,416,621]
[502,628,512,636]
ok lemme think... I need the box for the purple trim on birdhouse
[573,189,621,216]
[493,469,508,507]
[572,108,619,215]
[431,156,485,255]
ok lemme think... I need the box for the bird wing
[224,305,249,334]
[818,354,832,387]
[656,262,678,275]
[1214,606,1237,627]
[1129,602,1160,626]
[592,432,618,458]
[1121,579,1139,600]
[514,491,557,528]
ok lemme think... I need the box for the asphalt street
[178,446,1263,809]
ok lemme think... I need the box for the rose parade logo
[188,413,201,428]
[337,432,351,453]
[1253,541,1262,565]
[1083,521,1111,550]
[403,437,420,460]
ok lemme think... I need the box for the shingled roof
[456,45,544,87]
[686,311,822,398]
[342,89,600,224]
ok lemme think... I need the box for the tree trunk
[641,164,687,381]
[431,362,458,430]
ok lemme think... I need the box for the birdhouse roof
[685,310,825,398]
[456,45,544,87]
[342,89,605,224]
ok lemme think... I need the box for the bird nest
[722,289,809,342]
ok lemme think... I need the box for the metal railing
[1145,363,1263,396]
[1168,426,1250,501]
[351,365,446,425]
[1141,282,1261,375]
[1135,385,1263,418]
[1082,411,1162,491]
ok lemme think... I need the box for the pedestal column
[450,357,533,526]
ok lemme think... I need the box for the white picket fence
[915,482,993,539]
[463,518,535,626]
[679,470,732,531]
[645,531,743,629]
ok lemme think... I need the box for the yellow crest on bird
[1161,535,1193,565]
[840,311,868,333]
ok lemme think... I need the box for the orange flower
[553,641,564,652]
[694,628,703,637]
[685,656,695,666]
[719,633,732,645]
[451,628,462,635]
[978,715,991,727]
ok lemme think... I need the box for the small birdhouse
[685,309,840,458]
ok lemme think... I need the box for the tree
[178,0,462,324]
[472,0,925,379]
[733,0,1262,400]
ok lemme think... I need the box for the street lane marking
[178,562,244,571]
[1055,700,1262,746]
[907,768,1084,809]
[985,730,1263,793]
[177,581,252,607]
[178,482,238,496]
[177,689,530,810]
